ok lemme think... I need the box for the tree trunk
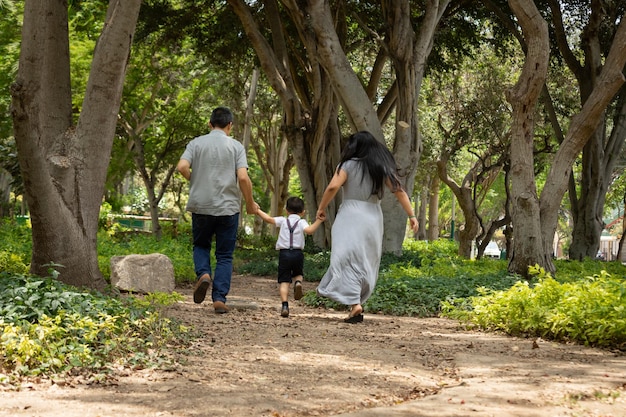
[506,0,551,277]
[417,187,428,240]
[437,157,480,258]
[0,169,11,218]
[10,0,141,289]
[539,17,626,265]
[549,0,626,261]
[380,0,449,253]
[427,175,440,240]
[568,96,626,260]
[229,0,341,248]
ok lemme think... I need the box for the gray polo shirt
[181,129,248,216]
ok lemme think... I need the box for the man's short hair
[210,107,234,129]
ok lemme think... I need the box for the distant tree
[0,1,22,217]
[117,34,211,239]
[228,0,453,253]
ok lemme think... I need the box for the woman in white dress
[316,131,419,323]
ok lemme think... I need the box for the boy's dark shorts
[278,249,304,283]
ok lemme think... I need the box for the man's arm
[237,167,259,214]
[176,159,191,181]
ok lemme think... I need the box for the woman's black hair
[337,131,402,198]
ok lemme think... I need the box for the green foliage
[366,260,517,317]
[442,265,626,349]
[303,239,517,316]
[0,219,31,274]
[396,239,459,268]
[552,259,626,282]
[97,229,195,283]
[0,272,189,380]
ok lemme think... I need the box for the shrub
[0,271,188,380]
[303,239,517,316]
[441,265,626,349]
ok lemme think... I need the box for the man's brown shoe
[193,274,211,304]
[213,301,229,314]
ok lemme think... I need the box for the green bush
[0,219,31,274]
[441,265,626,349]
[302,239,517,316]
[0,272,187,380]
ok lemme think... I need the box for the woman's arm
[316,168,348,220]
[392,188,419,234]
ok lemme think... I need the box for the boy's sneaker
[294,281,303,300]
[281,305,289,317]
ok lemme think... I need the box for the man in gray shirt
[177,107,258,313]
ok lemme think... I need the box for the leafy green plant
[0,272,189,380]
[442,265,626,349]
[302,240,517,316]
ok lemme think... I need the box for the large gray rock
[110,253,175,293]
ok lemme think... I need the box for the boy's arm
[303,218,324,235]
[256,208,276,225]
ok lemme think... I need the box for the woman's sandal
[344,305,364,323]
[344,313,363,324]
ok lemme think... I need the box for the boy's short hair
[285,196,305,214]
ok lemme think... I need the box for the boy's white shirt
[274,213,310,250]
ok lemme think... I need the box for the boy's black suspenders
[286,218,301,249]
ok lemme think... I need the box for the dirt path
[1,274,625,417]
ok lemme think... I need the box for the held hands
[316,208,326,221]
[247,202,260,215]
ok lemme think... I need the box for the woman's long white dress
[316,159,383,305]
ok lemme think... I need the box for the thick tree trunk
[546,0,626,261]
[10,0,141,289]
[569,97,626,260]
[380,0,449,253]
[539,18,626,263]
[506,0,551,277]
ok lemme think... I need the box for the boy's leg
[293,275,303,300]
[279,282,290,302]
[277,250,291,317]
[293,253,305,301]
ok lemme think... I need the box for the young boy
[256,196,324,317]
